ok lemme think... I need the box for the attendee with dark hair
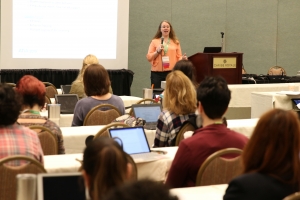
[173,59,198,88]
[82,137,133,200]
[146,20,187,88]
[103,179,179,200]
[224,109,300,200]
[166,76,248,188]
[16,75,65,154]
[154,71,197,147]
[72,64,125,126]
[70,54,113,99]
[0,83,44,165]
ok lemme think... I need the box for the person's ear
[82,170,90,189]
[126,163,133,180]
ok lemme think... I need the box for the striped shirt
[0,124,44,166]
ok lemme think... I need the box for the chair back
[196,148,243,186]
[268,66,287,75]
[83,104,122,126]
[43,82,58,98]
[129,98,158,116]
[175,123,196,146]
[284,192,300,200]
[29,125,59,155]
[93,122,129,139]
[5,82,16,88]
[0,155,46,200]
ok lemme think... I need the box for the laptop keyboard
[130,152,165,163]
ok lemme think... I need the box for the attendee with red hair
[0,83,43,165]
[224,109,300,200]
[16,75,65,154]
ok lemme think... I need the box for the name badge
[162,56,170,69]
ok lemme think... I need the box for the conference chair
[29,125,59,155]
[267,66,287,76]
[44,95,51,109]
[43,82,58,98]
[175,123,196,146]
[284,192,300,200]
[128,98,158,116]
[93,122,129,139]
[83,104,122,126]
[196,148,243,186]
[0,155,47,200]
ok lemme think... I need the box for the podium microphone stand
[221,32,225,53]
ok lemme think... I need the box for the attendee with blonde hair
[70,54,112,99]
[82,137,133,200]
[154,70,197,147]
[72,64,125,126]
[146,20,187,88]
[224,109,300,200]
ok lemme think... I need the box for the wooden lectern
[188,53,243,84]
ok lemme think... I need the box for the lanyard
[163,38,170,55]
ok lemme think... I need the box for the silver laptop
[37,172,86,200]
[132,104,162,130]
[108,127,167,163]
[60,85,72,94]
[55,94,79,114]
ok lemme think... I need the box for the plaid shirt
[18,114,65,154]
[0,124,44,166]
[154,110,196,147]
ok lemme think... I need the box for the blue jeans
[151,71,171,88]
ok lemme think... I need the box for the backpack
[112,114,146,127]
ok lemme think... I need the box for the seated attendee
[0,83,44,165]
[16,75,65,154]
[166,76,248,188]
[72,64,125,126]
[154,71,197,147]
[173,59,198,88]
[103,179,178,200]
[82,137,133,200]
[224,109,300,200]
[70,54,113,99]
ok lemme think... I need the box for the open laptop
[132,104,162,130]
[60,85,72,94]
[203,47,222,53]
[37,172,86,200]
[55,94,79,114]
[108,127,167,163]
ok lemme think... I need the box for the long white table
[162,81,300,119]
[41,96,143,127]
[251,91,300,118]
[170,184,227,200]
[61,125,156,154]
[44,147,177,182]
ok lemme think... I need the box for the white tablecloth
[44,147,177,182]
[251,91,300,118]
[61,126,156,154]
[41,96,144,127]
[170,184,227,200]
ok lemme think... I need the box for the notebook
[37,172,86,200]
[55,94,79,114]
[60,85,72,94]
[203,47,222,53]
[108,127,167,163]
[132,104,162,130]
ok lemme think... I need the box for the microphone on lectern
[221,32,224,38]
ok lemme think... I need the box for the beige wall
[129,0,300,96]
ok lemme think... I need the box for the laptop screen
[37,172,86,200]
[132,104,161,123]
[203,47,222,53]
[109,127,150,155]
[55,94,79,114]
